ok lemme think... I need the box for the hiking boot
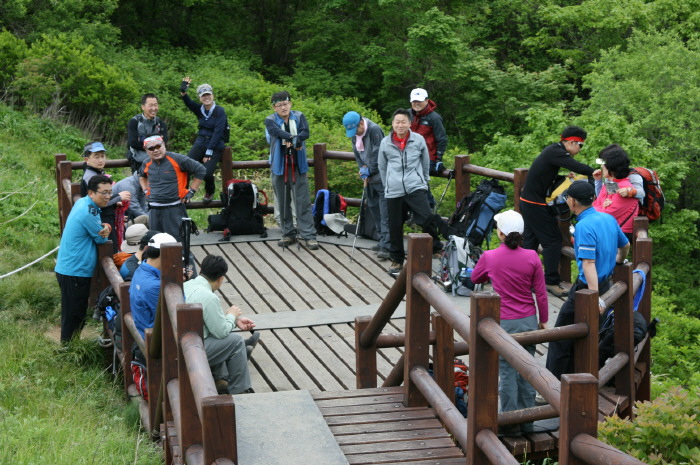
[305,239,319,250]
[202,193,213,205]
[546,283,569,298]
[370,245,380,251]
[377,248,390,260]
[278,236,297,247]
[215,379,229,395]
[388,261,403,277]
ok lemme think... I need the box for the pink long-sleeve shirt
[470,243,549,323]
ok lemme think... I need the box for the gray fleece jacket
[378,130,430,199]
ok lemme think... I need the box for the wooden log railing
[354,227,652,463]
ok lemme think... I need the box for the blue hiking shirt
[55,195,108,277]
[574,207,629,285]
[130,261,161,339]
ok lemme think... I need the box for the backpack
[631,167,665,221]
[437,235,483,297]
[447,178,507,246]
[312,189,348,236]
[453,358,469,417]
[598,309,649,369]
[209,179,268,239]
[96,285,122,352]
[343,198,380,240]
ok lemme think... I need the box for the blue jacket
[130,261,161,339]
[181,94,227,150]
[265,110,309,176]
[55,196,108,277]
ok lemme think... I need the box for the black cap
[560,125,587,141]
[564,180,595,203]
[139,230,160,246]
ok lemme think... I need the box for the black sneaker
[388,261,403,277]
[377,248,390,260]
[203,193,213,205]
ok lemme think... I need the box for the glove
[183,188,197,202]
[429,161,437,175]
[434,161,445,173]
[205,149,213,157]
[359,166,370,180]
[180,80,189,93]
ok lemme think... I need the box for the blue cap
[343,111,361,138]
[83,142,106,155]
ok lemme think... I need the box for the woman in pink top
[592,145,639,241]
[471,209,548,436]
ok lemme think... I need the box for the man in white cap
[342,111,390,259]
[129,232,178,341]
[180,77,229,204]
[139,135,206,241]
[409,88,448,177]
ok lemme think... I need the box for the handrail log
[180,332,218,420]
[164,282,184,338]
[61,178,73,198]
[571,433,647,465]
[498,404,558,425]
[166,379,182,451]
[67,159,130,169]
[598,352,630,387]
[478,318,562,412]
[475,429,520,465]
[184,445,204,465]
[375,331,435,349]
[461,164,515,183]
[413,272,470,342]
[358,266,407,348]
[124,313,146,355]
[323,150,356,161]
[409,366,467,449]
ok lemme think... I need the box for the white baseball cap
[148,232,177,249]
[410,88,428,102]
[494,210,524,235]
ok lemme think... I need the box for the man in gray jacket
[343,111,389,259]
[378,108,446,276]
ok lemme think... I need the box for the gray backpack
[437,236,483,296]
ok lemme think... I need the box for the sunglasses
[576,142,584,148]
[146,144,162,151]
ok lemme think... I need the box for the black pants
[386,190,445,264]
[546,277,611,379]
[520,200,563,285]
[56,272,92,343]
[188,142,223,196]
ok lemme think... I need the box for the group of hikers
[54,79,645,424]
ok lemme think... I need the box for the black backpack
[447,179,507,246]
[209,179,268,240]
[599,310,649,369]
[96,285,122,351]
[312,189,347,236]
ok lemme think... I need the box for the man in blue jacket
[343,111,390,260]
[55,174,113,343]
[265,91,318,250]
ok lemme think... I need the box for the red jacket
[409,99,448,162]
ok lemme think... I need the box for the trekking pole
[350,179,367,262]
[180,217,192,280]
[433,169,454,214]
[280,146,291,251]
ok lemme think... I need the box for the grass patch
[0,320,161,464]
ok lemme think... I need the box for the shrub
[599,387,700,464]
[0,29,27,89]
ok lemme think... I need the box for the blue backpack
[447,179,507,246]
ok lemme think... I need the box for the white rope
[0,246,59,280]
[0,200,39,225]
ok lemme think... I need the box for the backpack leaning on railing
[436,235,483,297]
[312,189,348,236]
[632,167,665,221]
[447,178,507,247]
[208,179,269,240]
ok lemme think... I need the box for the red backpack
[632,167,665,221]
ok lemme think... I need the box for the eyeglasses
[96,190,112,197]
[273,101,291,108]
[146,144,162,151]
[576,142,584,148]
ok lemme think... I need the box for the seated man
[184,255,258,395]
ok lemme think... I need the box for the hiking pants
[500,315,538,430]
[148,203,188,242]
[366,181,390,251]
[386,190,443,264]
[271,168,316,240]
[520,200,563,285]
[546,277,611,379]
[188,142,223,196]
[205,332,251,394]
[56,273,92,343]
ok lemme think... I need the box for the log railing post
[220,146,233,192]
[176,304,204,456]
[559,373,598,465]
[403,234,433,407]
[573,289,600,379]
[354,316,377,388]
[432,313,455,404]
[202,396,237,464]
[313,143,329,193]
[513,168,528,214]
[453,155,471,205]
[145,329,162,440]
[54,154,67,233]
[613,263,636,419]
[119,281,134,398]
[57,160,74,233]
[467,291,501,465]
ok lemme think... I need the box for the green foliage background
[1,0,699,462]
